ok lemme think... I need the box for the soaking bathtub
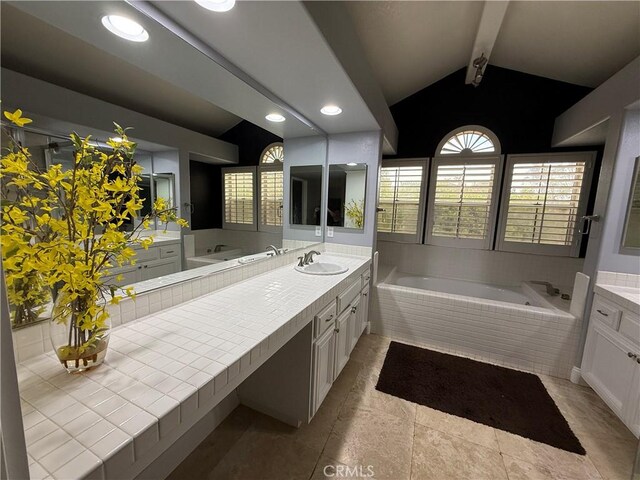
[371,269,582,379]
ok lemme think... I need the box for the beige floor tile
[414,405,499,451]
[206,425,321,480]
[323,405,414,480]
[495,429,602,480]
[502,453,589,480]
[579,433,636,480]
[310,454,374,480]
[166,405,254,480]
[411,424,508,480]
[341,367,417,423]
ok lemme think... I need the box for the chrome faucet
[266,245,281,256]
[303,250,321,265]
[530,281,560,296]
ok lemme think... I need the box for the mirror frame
[621,156,640,254]
[326,163,368,231]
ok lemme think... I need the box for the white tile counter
[17,254,370,480]
[594,284,640,315]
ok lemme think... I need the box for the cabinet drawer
[314,301,337,339]
[591,295,621,331]
[135,246,159,263]
[619,312,640,346]
[337,279,362,314]
[160,245,180,259]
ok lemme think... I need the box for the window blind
[431,163,496,240]
[259,170,283,227]
[377,165,423,235]
[224,171,254,225]
[504,162,586,246]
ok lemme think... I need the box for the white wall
[597,109,640,273]
[326,131,382,249]
[378,241,584,288]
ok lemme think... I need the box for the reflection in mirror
[328,163,367,229]
[622,157,640,250]
[290,165,323,226]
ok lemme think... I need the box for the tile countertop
[17,253,371,480]
[594,283,640,315]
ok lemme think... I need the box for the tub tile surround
[16,251,371,480]
[371,276,581,379]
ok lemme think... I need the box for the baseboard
[570,366,588,385]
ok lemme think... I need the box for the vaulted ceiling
[346,1,640,105]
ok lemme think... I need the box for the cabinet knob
[144,265,148,268]
[137,266,142,270]
[325,315,334,322]
[351,306,358,313]
[596,309,608,317]
[334,328,340,333]
[628,352,638,359]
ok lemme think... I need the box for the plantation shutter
[504,162,585,246]
[223,170,255,227]
[426,157,501,249]
[259,169,283,228]
[498,153,594,257]
[377,164,425,237]
[431,163,496,241]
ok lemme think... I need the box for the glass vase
[50,292,111,373]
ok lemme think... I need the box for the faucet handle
[297,256,305,267]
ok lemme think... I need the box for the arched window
[260,143,284,164]
[437,126,500,155]
[259,143,284,231]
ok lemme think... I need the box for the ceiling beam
[465,1,510,85]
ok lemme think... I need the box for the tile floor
[168,334,637,480]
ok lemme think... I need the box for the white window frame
[377,159,429,244]
[426,155,503,250]
[222,166,257,231]
[496,152,596,257]
[257,164,283,233]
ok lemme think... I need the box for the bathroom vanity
[16,250,371,480]
[582,273,640,437]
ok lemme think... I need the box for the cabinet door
[140,259,179,281]
[360,288,370,335]
[313,326,336,414]
[103,266,140,288]
[582,321,636,417]
[623,364,640,437]
[335,310,350,378]
[349,296,361,353]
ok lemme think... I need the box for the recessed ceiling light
[321,105,342,116]
[101,15,149,42]
[195,0,236,12]
[265,113,285,123]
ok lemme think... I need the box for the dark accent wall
[386,65,594,158]
[189,121,282,230]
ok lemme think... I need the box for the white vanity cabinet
[582,292,640,437]
[103,240,182,286]
[310,267,371,417]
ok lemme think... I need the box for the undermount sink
[295,262,349,275]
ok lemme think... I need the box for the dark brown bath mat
[376,341,585,455]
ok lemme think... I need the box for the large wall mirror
[622,157,640,251]
[327,163,367,229]
[290,165,323,226]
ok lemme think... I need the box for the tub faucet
[266,245,281,256]
[303,250,321,265]
[530,281,560,296]
[214,244,226,253]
